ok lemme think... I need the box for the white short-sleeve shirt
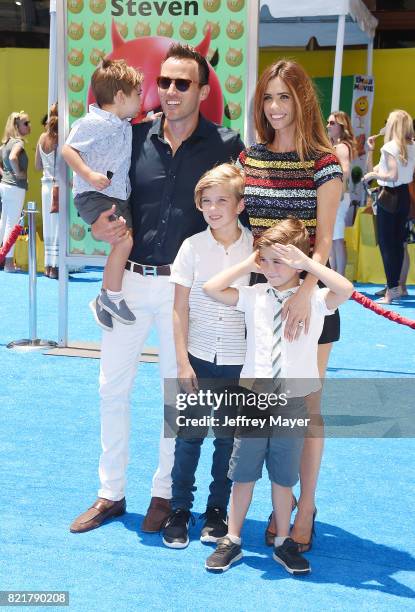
[236,283,335,395]
[65,104,132,200]
[170,224,253,365]
[378,140,415,187]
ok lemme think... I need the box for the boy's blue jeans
[171,353,242,512]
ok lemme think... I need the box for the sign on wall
[65,0,254,256]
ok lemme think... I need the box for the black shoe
[205,536,243,572]
[200,507,228,543]
[273,538,311,575]
[293,508,317,553]
[162,509,194,549]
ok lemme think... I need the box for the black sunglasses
[156,76,196,92]
[327,120,337,126]
[22,120,31,126]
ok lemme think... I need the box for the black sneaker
[200,507,228,543]
[205,536,243,572]
[273,538,311,575]
[162,509,194,549]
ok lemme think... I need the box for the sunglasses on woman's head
[156,76,196,92]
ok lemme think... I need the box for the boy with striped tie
[162,164,252,549]
[203,217,353,575]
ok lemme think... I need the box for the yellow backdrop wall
[0,48,49,231]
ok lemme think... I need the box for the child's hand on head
[270,243,308,270]
[88,171,111,191]
[247,250,262,273]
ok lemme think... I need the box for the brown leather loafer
[70,497,126,533]
[141,496,171,533]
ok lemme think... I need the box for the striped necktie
[267,287,297,379]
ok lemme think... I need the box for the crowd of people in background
[0,105,60,277]
[0,110,30,272]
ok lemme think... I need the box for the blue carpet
[0,269,414,611]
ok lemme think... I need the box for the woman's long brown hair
[254,59,333,162]
[330,110,358,158]
[46,103,58,140]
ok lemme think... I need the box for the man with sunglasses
[70,43,245,535]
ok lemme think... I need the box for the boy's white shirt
[65,104,132,199]
[236,282,335,396]
[170,223,253,365]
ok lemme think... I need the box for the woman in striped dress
[237,60,343,552]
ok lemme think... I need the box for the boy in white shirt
[203,217,353,575]
[162,164,252,549]
[62,59,143,330]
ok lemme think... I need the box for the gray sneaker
[89,297,113,332]
[98,290,136,324]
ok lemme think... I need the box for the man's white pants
[98,269,176,501]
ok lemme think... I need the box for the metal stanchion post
[7,202,58,351]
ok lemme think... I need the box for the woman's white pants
[41,178,59,267]
[0,183,25,256]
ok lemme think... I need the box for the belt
[126,260,171,276]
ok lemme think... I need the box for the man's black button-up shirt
[129,115,246,265]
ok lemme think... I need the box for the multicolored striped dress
[237,144,343,246]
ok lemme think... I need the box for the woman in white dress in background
[0,111,31,271]
[35,103,59,279]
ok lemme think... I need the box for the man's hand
[91,206,128,244]
[87,171,111,191]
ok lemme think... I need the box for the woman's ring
[298,321,305,327]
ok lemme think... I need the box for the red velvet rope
[0,224,23,264]
[352,290,415,329]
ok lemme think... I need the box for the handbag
[50,183,59,213]
[50,149,59,214]
[377,185,399,214]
